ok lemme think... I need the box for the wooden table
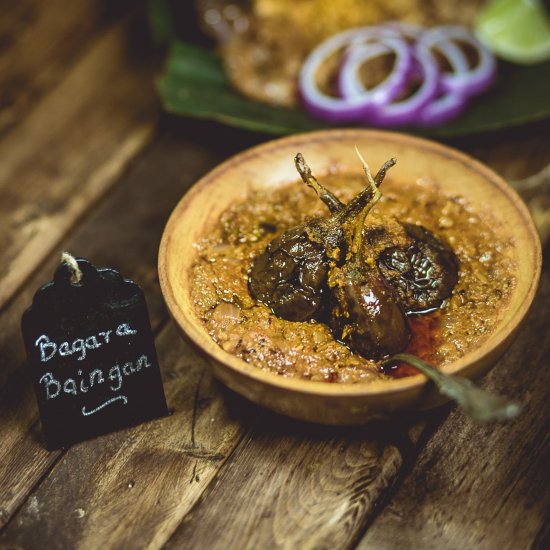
[1,3,549,549]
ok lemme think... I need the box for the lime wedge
[475,0,550,64]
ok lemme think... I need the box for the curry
[191,159,515,384]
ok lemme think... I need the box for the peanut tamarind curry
[191,156,515,383]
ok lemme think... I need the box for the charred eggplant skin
[330,264,410,359]
[377,223,459,313]
[248,154,393,322]
[248,152,459,362]
[248,221,340,322]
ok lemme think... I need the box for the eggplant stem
[355,146,380,198]
[294,153,345,213]
[383,353,521,423]
[350,147,382,255]
[333,153,395,226]
[374,158,397,187]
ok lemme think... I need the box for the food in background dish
[196,1,496,126]
[197,0,485,108]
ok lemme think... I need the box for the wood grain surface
[0,0,115,137]
[0,10,157,310]
[0,129,227,530]
[165,416,407,550]
[0,2,548,548]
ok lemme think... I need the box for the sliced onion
[298,23,497,127]
[436,39,470,76]
[337,36,413,105]
[417,25,497,96]
[417,91,468,126]
[342,38,465,127]
[363,45,440,127]
[299,28,388,122]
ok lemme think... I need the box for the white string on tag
[61,251,83,285]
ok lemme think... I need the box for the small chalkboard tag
[22,253,168,450]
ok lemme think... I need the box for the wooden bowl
[159,130,541,425]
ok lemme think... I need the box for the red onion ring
[417,91,467,126]
[299,28,388,122]
[436,40,470,76]
[298,23,497,127]
[337,37,413,105]
[363,45,440,127]
[417,25,497,96]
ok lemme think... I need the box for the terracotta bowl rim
[159,128,542,398]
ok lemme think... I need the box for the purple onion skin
[337,37,413,107]
[442,66,497,98]
[420,25,498,98]
[298,23,497,128]
[417,92,468,127]
[364,47,440,127]
[298,28,389,124]
[298,88,377,124]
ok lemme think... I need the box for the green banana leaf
[157,40,550,137]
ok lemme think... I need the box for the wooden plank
[0,0,127,137]
[160,263,550,550]
[0,14,158,311]
[357,263,550,550]
[0,129,229,529]
[163,416,411,550]
[159,394,437,550]
[0,320,251,549]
